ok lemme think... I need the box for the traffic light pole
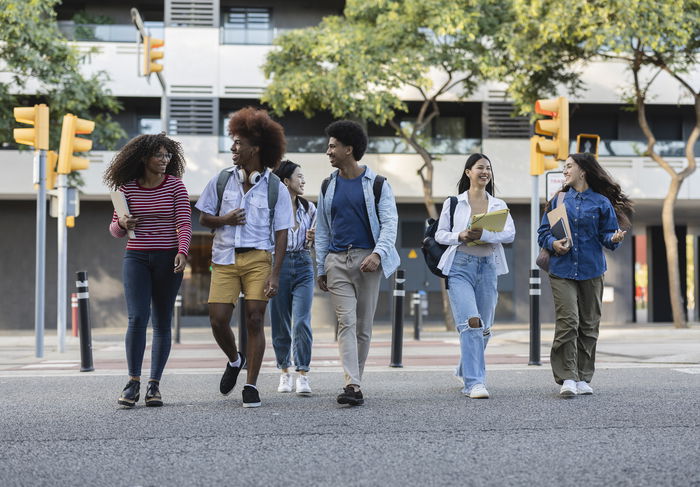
[34,150,47,358]
[529,175,541,366]
[56,174,68,353]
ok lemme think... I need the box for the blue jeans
[447,252,498,392]
[269,250,314,371]
[123,249,183,381]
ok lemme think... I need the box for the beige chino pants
[326,249,382,386]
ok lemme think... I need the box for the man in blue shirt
[315,120,399,406]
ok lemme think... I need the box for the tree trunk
[661,177,687,328]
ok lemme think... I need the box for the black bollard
[389,269,405,368]
[173,294,182,344]
[529,268,541,365]
[412,293,422,341]
[75,271,94,372]
[238,293,248,369]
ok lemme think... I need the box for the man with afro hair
[196,107,294,408]
[316,120,400,406]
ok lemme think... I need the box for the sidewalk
[1,321,699,374]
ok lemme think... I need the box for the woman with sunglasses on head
[269,160,316,395]
[538,153,631,397]
[435,153,515,399]
[104,133,192,408]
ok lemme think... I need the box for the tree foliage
[0,0,125,151]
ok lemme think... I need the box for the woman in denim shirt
[436,153,515,399]
[270,160,316,396]
[538,153,632,397]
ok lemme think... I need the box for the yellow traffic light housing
[142,36,164,76]
[530,136,560,176]
[534,96,569,161]
[13,104,49,150]
[576,133,600,158]
[58,114,95,174]
[46,151,59,190]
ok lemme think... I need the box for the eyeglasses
[154,152,173,161]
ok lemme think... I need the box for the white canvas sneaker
[277,372,293,393]
[560,379,577,397]
[576,381,593,395]
[295,375,312,396]
[469,384,490,399]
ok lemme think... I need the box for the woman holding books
[537,153,631,397]
[104,133,192,408]
[270,160,316,396]
[435,153,515,399]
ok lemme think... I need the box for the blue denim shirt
[315,166,400,278]
[537,187,620,280]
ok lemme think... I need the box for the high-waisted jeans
[447,252,498,393]
[123,249,183,381]
[269,250,314,372]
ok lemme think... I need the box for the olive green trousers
[549,275,604,385]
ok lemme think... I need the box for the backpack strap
[215,166,235,216]
[267,171,280,246]
[556,191,565,208]
[372,175,385,220]
[448,196,457,231]
[297,196,310,213]
[321,176,331,198]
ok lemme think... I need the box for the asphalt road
[1,366,699,486]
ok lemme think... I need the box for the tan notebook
[467,208,510,246]
[546,193,572,244]
[110,191,136,239]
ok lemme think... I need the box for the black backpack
[421,196,458,279]
[321,173,385,221]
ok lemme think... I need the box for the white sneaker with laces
[295,375,312,396]
[469,384,490,399]
[576,381,593,395]
[277,373,293,393]
[560,379,577,397]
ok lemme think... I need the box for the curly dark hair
[103,133,185,190]
[325,120,368,161]
[227,107,286,168]
[547,153,634,229]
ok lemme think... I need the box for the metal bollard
[173,295,182,344]
[238,293,248,369]
[411,292,422,341]
[71,293,79,338]
[75,271,94,372]
[389,269,405,367]
[529,268,542,365]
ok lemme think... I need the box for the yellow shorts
[208,250,272,303]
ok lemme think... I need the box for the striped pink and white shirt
[109,175,192,256]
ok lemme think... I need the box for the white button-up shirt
[196,168,294,265]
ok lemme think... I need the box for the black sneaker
[242,385,261,408]
[145,381,163,407]
[118,379,140,408]
[337,386,364,406]
[220,353,246,396]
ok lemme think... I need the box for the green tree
[0,0,125,160]
[502,0,700,328]
[263,0,509,329]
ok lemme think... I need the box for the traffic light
[142,35,164,76]
[530,136,559,176]
[534,96,569,161]
[46,151,59,190]
[576,133,600,158]
[13,104,49,150]
[58,114,94,174]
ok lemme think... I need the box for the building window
[221,7,273,45]
[138,118,162,135]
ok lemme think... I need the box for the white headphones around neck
[237,166,262,185]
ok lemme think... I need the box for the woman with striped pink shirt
[104,133,192,408]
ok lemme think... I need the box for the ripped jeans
[447,252,498,392]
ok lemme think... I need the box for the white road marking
[674,368,700,374]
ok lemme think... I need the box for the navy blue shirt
[537,187,620,280]
[329,170,375,251]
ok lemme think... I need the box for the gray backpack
[214,167,280,245]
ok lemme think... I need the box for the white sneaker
[576,381,593,395]
[277,373,293,393]
[295,375,312,396]
[469,384,490,399]
[560,379,577,397]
